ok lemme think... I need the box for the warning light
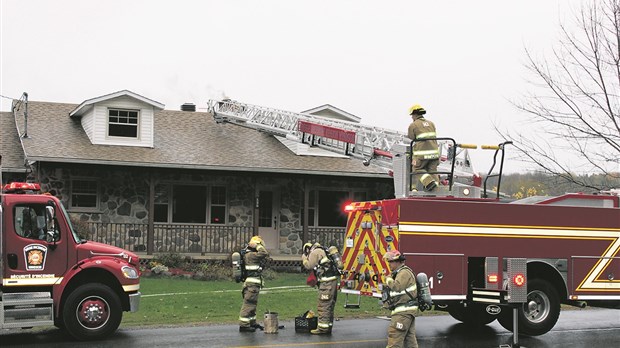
[487,274,498,283]
[513,274,526,286]
[2,182,41,193]
[344,204,354,212]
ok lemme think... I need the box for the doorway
[257,187,280,253]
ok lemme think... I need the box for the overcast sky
[1,0,584,173]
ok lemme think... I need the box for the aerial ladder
[207,99,481,197]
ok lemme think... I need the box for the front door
[257,187,280,253]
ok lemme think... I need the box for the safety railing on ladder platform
[482,141,513,199]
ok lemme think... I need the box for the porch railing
[306,227,345,251]
[85,222,253,255]
[84,222,345,255]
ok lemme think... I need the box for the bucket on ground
[264,311,279,334]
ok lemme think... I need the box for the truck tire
[448,302,496,326]
[497,278,560,336]
[62,283,123,340]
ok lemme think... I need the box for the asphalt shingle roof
[0,111,26,172]
[3,100,388,178]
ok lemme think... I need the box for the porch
[83,222,345,264]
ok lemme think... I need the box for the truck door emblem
[24,244,48,271]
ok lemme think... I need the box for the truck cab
[1,182,141,340]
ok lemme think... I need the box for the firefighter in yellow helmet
[382,250,419,348]
[238,236,270,332]
[407,104,439,192]
[302,242,340,334]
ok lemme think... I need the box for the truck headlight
[122,266,139,279]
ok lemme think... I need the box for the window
[317,190,348,227]
[156,184,227,224]
[14,205,47,240]
[154,184,169,223]
[210,186,226,224]
[173,185,207,223]
[108,108,139,138]
[306,189,367,227]
[71,179,99,209]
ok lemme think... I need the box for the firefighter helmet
[383,250,405,262]
[408,104,426,116]
[249,235,264,248]
[303,242,313,255]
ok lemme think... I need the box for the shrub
[154,252,184,268]
[197,263,232,281]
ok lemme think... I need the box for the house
[0,90,394,261]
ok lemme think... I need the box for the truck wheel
[62,283,123,340]
[497,279,560,336]
[448,302,496,326]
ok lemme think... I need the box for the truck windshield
[59,202,84,243]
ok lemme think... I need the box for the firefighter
[407,104,439,192]
[238,235,269,332]
[383,250,419,348]
[302,242,340,335]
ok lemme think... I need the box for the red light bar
[2,182,41,193]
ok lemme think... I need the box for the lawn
[121,273,408,327]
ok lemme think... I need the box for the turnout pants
[316,279,338,332]
[386,312,417,348]
[413,158,439,191]
[239,284,260,327]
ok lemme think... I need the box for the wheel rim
[523,289,550,324]
[75,296,110,330]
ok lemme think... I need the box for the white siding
[80,108,95,142]
[89,96,154,148]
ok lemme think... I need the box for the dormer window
[108,108,139,138]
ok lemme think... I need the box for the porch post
[147,174,155,255]
[302,179,309,243]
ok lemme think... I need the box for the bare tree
[498,0,620,191]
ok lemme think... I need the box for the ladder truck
[339,141,620,337]
[207,98,481,195]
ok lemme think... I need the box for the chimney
[181,103,196,112]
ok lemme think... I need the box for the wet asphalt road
[1,308,618,348]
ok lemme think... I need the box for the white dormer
[300,104,361,123]
[69,90,165,148]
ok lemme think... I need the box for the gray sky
[0,0,583,173]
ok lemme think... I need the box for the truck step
[2,306,53,322]
[2,292,51,301]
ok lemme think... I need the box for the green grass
[121,274,407,327]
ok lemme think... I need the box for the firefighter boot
[424,180,438,192]
[310,328,332,335]
[239,326,256,332]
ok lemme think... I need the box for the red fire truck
[1,178,141,340]
[340,142,620,336]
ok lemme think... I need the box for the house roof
[0,111,26,173]
[301,104,361,123]
[69,90,165,117]
[3,100,389,179]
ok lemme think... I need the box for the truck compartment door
[406,253,466,297]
